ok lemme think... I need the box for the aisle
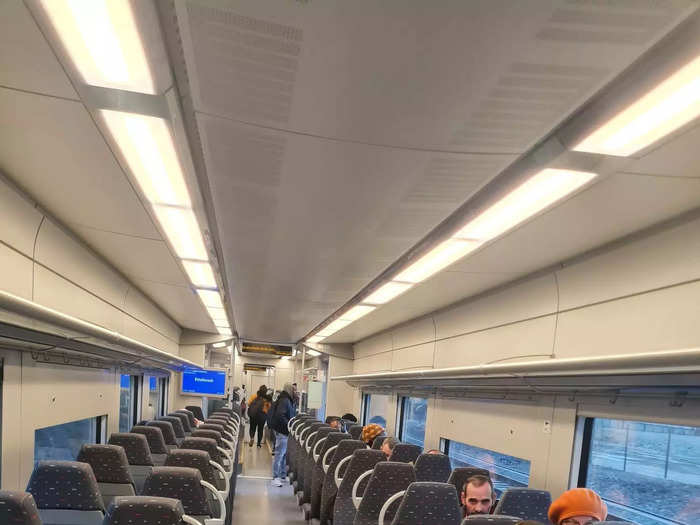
[240,439,275,478]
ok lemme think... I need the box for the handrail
[335,455,352,488]
[209,460,230,497]
[352,470,373,509]
[313,437,327,461]
[377,490,405,525]
[201,479,226,525]
[322,445,338,473]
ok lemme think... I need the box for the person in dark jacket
[270,382,295,486]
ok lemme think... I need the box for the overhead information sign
[241,341,293,356]
[244,363,273,372]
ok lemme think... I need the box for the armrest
[305,431,319,453]
[201,479,226,525]
[210,460,230,498]
[377,490,405,525]
[351,470,373,510]
[313,437,327,461]
[182,515,201,525]
[334,455,352,488]
[322,445,338,473]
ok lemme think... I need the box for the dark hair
[325,416,341,424]
[256,385,267,396]
[341,413,358,422]
[462,475,494,497]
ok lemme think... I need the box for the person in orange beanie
[548,488,607,525]
[360,423,385,447]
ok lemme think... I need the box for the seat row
[285,415,560,525]
[0,405,243,525]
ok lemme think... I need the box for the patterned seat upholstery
[389,444,422,464]
[311,432,350,520]
[200,423,228,436]
[461,516,522,524]
[290,419,314,483]
[414,453,452,483]
[168,412,193,433]
[186,405,205,420]
[28,460,105,525]
[348,425,364,440]
[103,496,184,525]
[130,426,168,455]
[296,422,324,494]
[158,416,186,439]
[0,490,41,525]
[146,421,178,447]
[77,444,135,508]
[107,434,154,466]
[320,439,366,524]
[175,409,197,428]
[354,461,416,525]
[391,482,461,525]
[302,426,332,505]
[333,449,386,525]
[142,467,214,518]
[493,488,551,523]
[164,449,222,490]
[192,429,225,447]
[448,467,491,497]
[181,437,226,468]
[371,436,388,450]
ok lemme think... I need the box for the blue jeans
[273,432,288,479]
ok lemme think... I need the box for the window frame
[397,396,428,449]
[158,376,168,417]
[362,393,371,425]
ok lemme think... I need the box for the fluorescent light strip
[40,0,154,93]
[198,289,224,309]
[215,320,230,329]
[183,261,217,288]
[339,304,376,322]
[207,307,228,322]
[454,169,596,241]
[212,342,227,348]
[575,54,700,156]
[306,336,323,344]
[363,281,413,305]
[217,327,232,336]
[153,206,208,261]
[395,239,482,284]
[306,349,321,357]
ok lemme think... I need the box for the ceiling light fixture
[395,239,482,284]
[212,342,227,348]
[183,261,217,289]
[197,289,224,309]
[40,0,154,93]
[363,281,413,305]
[153,207,208,261]
[306,349,321,357]
[207,307,228,322]
[217,327,232,336]
[306,336,323,344]
[574,54,700,156]
[339,304,376,321]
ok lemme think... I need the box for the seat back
[334,449,386,525]
[107,434,153,466]
[348,424,363,440]
[181,437,226,467]
[146,421,178,447]
[303,426,332,503]
[311,432,349,518]
[372,436,388,450]
[320,439,366,523]
[103,496,185,525]
[414,453,452,483]
[447,467,490,498]
[200,423,228,436]
[77,444,135,508]
[297,422,324,490]
[493,488,551,523]
[0,490,41,525]
[27,461,104,525]
[186,405,205,420]
[168,412,193,433]
[130,425,168,455]
[461,516,522,524]
[142,467,214,518]
[354,462,416,525]
[165,449,221,490]
[389,443,422,464]
[391,481,461,525]
[192,429,224,446]
[175,409,197,428]
[158,416,185,439]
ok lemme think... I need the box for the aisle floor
[240,439,275,478]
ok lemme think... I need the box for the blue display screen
[120,374,130,389]
[181,369,226,396]
[149,377,157,391]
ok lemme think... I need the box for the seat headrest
[130,426,168,455]
[146,421,177,446]
[414,453,452,483]
[27,461,104,511]
[103,496,183,525]
[77,444,134,485]
[191,429,223,445]
[174,409,196,427]
[164,449,218,486]
[167,413,192,433]
[142,467,211,517]
[180,437,223,463]
[389,443,422,463]
[393,481,461,524]
[0,490,41,525]
[158,417,185,438]
[108,433,154,466]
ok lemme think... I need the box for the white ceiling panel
[623,122,700,179]
[0,1,78,100]
[326,172,700,342]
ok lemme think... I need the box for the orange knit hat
[548,488,607,524]
[361,424,385,443]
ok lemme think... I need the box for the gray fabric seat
[0,490,42,525]
[186,405,205,420]
[302,426,332,508]
[414,453,452,483]
[165,449,228,496]
[168,412,193,434]
[176,409,197,428]
[311,432,350,520]
[493,488,551,523]
[102,496,186,525]
[27,460,105,525]
[130,425,169,465]
[159,416,186,445]
[180,437,230,475]
[391,482,461,525]
[107,433,154,494]
[371,436,388,450]
[296,422,325,495]
[348,425,364,440]
[320,439,366,525]
[146,420,178,451]
[388,444,422,464]
[142,466,223,523]
[289,418,314,483]
[333,449,386,525]
[354,461,416,525]
[461,516,522,524]
[447,467,491,498]
[77,444,135,508]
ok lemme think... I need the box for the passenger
[269,382,295,487]
[326,416,342,430]
[248,385,271,448]
[426,449,441,454]
[548,488,607,525]
[380,436,398,458]
[341,413,358,423]
[360,423,385,448]
[461,474,494,517]
[291,383,300,410]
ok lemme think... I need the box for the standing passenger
[461,475,494,517]
[269,382,295,487]
[548,488,607,525]
[248,385,270,447]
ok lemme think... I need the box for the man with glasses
[548,488,607,525]
[461,475,495,517]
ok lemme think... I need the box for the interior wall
[325,356,355,418]
[231,353,295,397]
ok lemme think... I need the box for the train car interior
[1,1,700,524]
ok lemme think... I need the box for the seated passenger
[461,474,494,517]
[548,488,607,525]
[426,449,441,454]
[360,423,385,448]
[380,437,398,458]
[341,413,358,423]
[326,416,342,430]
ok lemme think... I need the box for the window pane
[365,394,390,428]
[148,376,161,417]
[445,439,530,496]
[35,418,97,465]
[401,397,427,449]
[119,374,132,432]
[586,418,700,525]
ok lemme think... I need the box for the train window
[362,393,390,428]
[34,416,103,465]
[579,417,700,525]
[147,376,168,418]
[398,396,427,449]
[158,377,169,417]
[119,374,141,432]
[441,439,530,496]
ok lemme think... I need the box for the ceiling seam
[0,83,81,103]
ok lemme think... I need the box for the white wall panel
[0,179,43,257]
[0,245,33,300]
[391,317,435,350]
[353,352,393,374]
[122,315,179,356]
[354,331,392,359]
[327,356,356,417]
[392,342,434,371]
[124,287,181,343]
